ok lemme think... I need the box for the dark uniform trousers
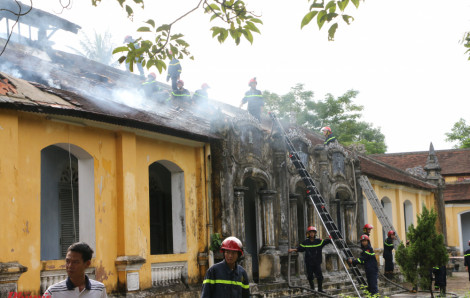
[464,249,470,281]
[353,245,378,295]
[201,260,250,298]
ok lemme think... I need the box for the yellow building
[371,147,470,254]
[0,73,214,295]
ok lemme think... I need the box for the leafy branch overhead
[301,0,361,41]
[95,0,262,73]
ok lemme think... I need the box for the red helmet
[177,79,184,86]
[201,83,210,89]
[320,126,332,133]
[148,72,156,80]
[248,77,257,86]
[220,236,243,255]
[360,234,370,241]
[306,226,317,233]
[387,230,395,237]
[363,224,374,230]
[124,35,132,43]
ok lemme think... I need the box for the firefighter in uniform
[363,223,373,237]
[320,126,337,145]
[201,236,249,298]
[288,226,331,293]
[348,235,379,295]
[383,230,396,279]
[465,240,470,281]
[240,77,264,121]
[431,265,446,296]
[171,80,191,103]
[166,50,182,91]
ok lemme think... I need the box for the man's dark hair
[67,242,94,262]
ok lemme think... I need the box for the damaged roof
[0,72,219,142]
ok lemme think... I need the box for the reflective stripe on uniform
[384,241,394,247]
[364,250,375,256]
[245,94,262,98]
[324,137,336,144]
[300,240,324,248]
[202,279,250,289]
[464,254,470,257]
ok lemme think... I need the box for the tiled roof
[370,149,470,176]
[444,183,470,202]
[358,155,436,190]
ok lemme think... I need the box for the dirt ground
[390,272,470,297]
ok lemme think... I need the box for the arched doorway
[403,200,413,237]
[381,197,393,239]
[459,211,470,254]
[243,177,266,283]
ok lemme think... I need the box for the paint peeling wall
[0,110,208,294]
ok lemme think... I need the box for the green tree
[445,118,470,149]
[395,206,448,295]
[264,84,387,154]
[69,30,118,66]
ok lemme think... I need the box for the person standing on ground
[348,235,379,296]
[383,230,396,279]
[240,77,264,121]
[44,242,107,297]
[288,226,331,293]
[431,265,446,296]
[201,236,250,298]
[465,240,470,281]
[320,126,337,145]
[166,50,182,91]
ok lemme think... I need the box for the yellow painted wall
[365,179,434,249]
[0,110,208,294]
[445,204,470,251]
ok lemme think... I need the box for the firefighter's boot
[308,279,314,290]
[318,280,325,293]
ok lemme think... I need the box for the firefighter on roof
[171,80,191,103]
[288,226,331,293]
[166,50,182,91]
[240,77,264,121]
[201,236,249,298]
[320,126,337,145]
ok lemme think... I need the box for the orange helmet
[177,79,184,86]
[360,234,370,241]
[387,230,395,237]
[363,224,374,230]
[248,77,257,86]
[320,126,332,133]
[148,72,156,80]
[306,226,317,233]
[220,236,243,255]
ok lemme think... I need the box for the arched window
[149,160,186,255]
[41,144,94,260]
[403,200,413,234]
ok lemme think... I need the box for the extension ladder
[269,113,367,297]
[358,175,401,243]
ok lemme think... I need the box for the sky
[6,0,470,153]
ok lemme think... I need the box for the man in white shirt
[44,242,107,298]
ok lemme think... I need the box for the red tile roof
[444,183,470,202]
[370,149,470,176]
[359,155,436,190]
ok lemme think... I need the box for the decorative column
[274,150,289,251]
[233,186,248,244]
[258,190,281,282]
[260,190,276,252]
[0,263,27,296]
[289,194,299,246]
[115,256,146,292]
[343,201,357,244]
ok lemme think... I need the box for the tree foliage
[264,84,387,154]
[445,118,470,149]
[395,206,448,293]
[69,30,118,66]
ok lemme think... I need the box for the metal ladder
[358,175,401,243]
[270,113,367,297]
